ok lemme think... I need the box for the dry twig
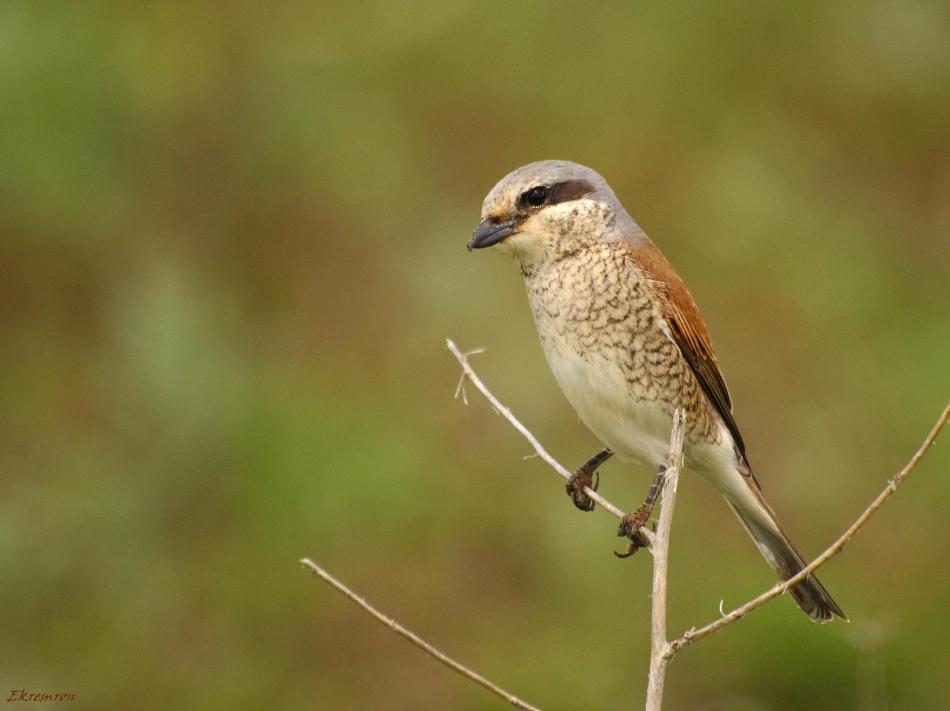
[299,558,543,711]
[644,410,685,711]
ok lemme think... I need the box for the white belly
[541,338,753,513]
[541,340,675,468]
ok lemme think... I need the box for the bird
[467,160,846,623]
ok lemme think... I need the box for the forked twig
[668,401,949,654]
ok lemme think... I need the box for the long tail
[720,471,847,623]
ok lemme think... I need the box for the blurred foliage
[1,1,949,709]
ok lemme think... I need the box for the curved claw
[614,542,639,558]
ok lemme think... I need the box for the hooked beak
[467,217,519,251]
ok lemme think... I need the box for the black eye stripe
[547,179,595,204]
[519,179,595,211]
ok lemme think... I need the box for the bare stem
[299,558,544,711]
[669,401,949,654]
[644,409,686,711]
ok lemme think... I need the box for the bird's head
[467,160,641,264]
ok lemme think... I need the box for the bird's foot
[614,464,667,558]
[566,468,598,512]
[566,448,612,512]
[615,505,655,558]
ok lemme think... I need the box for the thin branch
[299,558,544,711]
[445,338,654,547]
[668,401,949,654]
[644,410,685,711]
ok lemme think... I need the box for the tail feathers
[725,499,848,624]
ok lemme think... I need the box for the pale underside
[539,323,782,570]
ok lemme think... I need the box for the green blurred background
[2,2,948,709]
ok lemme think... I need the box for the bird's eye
[523,185,549,208]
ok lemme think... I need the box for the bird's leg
[566,448,613,511]
[615,464,668,558]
